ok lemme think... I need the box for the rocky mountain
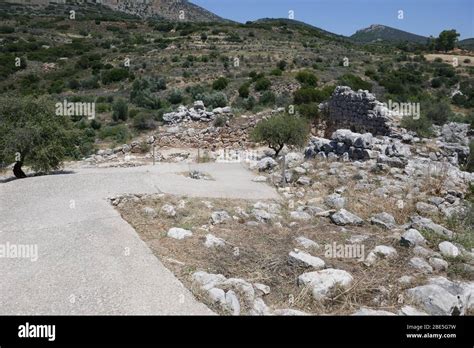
[351,24,428,44]
[4,0,226,22]
[100,0,225,22]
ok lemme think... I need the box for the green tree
[112,99,128,122]
[435,30,460,52]
[0,96,75,178]
[251,113,309,157]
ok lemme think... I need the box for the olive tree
[251,113,310,157]
[0,96,75,178]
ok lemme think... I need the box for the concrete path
[0,163,279,314]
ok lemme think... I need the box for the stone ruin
[323,86,396,136]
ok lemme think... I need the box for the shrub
[259,91,276,105]
[112,99,128,122]
[277,60,287,71]
[293,87,332,104]
[195,92,227,108]
[238,82,250,98]
[213,115,227,127]
[133,112,157,130]
[425,100,453,125]
[296,70,318,87]
[270,68,283,76]
[99,124,130,143]
[298,103,320,122]
[167,89,184,104]
[101,68,129,84]
[90,119,102,130]
[254,78,271,91]
[338,73,372,91]
[251,114,309,156]
[401,114,434,138]
[212,77,229,90]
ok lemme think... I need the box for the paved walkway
[0,163,279,314]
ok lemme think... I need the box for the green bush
[296,70,318,87]
[133,112,157,130]
[293,86,332,105]
[212,77,229,90]
[213,115,227,127]
[298,103,320,122]
[400,114,434,138]
[425,100,453,125]
[254,78,271,91]
[167,89,184,104]
[101,68,129,85]
[251,113,309,157]
[259,91,276,105]
[238,82,250,98]
[195,92,227,108]
[270,68,283,76]
[99,124,130,143]
[338,73,372,91]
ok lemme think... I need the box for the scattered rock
[410,216,454,239]
[298,268,353,301]
[438,241,460,258]
[365,245,398,266]
[290,211,312,221]
[429,257,449,271]
[253,283,271,296]
[295,236,319,249]
[224,290,240,315]
[204,234,226,248]
[370,212,396,229]
[258,157,278,172]
[211,210,231,224]
[330,209,364,226]
[160,204,176,217]
[207,287,226,306]
[409,257,433,274]
[192,271,226,291]
[325,193,346,209]
[167,227,193,240]
[289,249,326,269]
[401,229,426,246]
[142,206,157,218]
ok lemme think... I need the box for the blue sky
[192,0,474,39]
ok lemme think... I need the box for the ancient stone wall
[325,86,393,136]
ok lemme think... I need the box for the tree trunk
[13,161,27,179]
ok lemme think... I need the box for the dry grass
[117,193,431,315]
